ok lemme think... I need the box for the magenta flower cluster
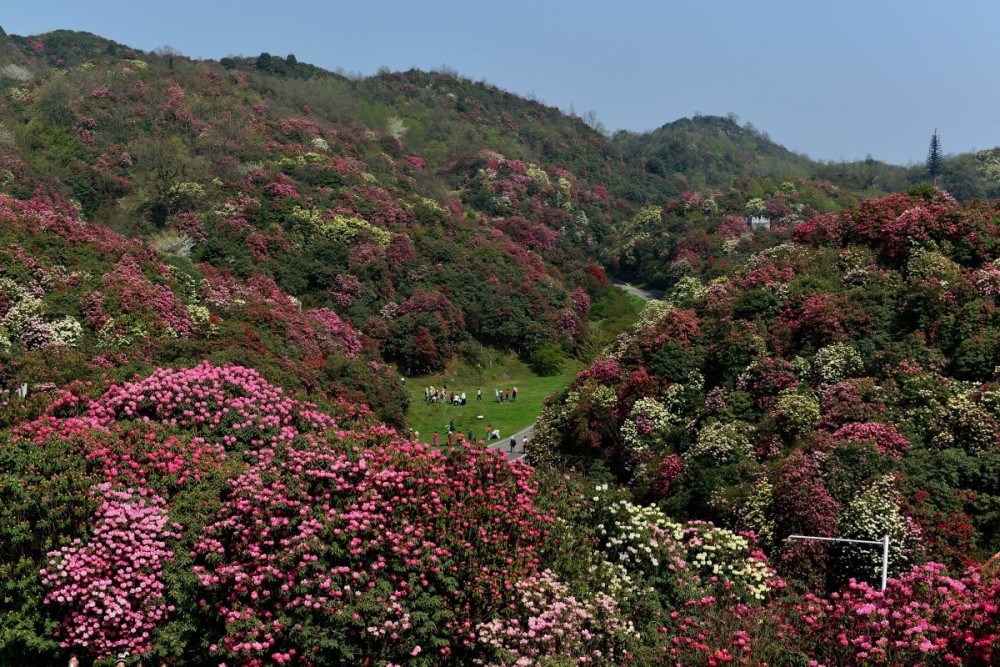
[41,484,181,655]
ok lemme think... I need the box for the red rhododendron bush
[190,429,552,665]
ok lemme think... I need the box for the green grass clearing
[590,287,646,332]
[402,350,581,445]
[575,286,647,361]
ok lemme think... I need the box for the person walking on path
[509,437,516,453]
[522,436,528,453]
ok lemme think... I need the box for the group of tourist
[493,386,519,403]
[423,385,519,405]
[414,419,528,455]
[416,383,526,452]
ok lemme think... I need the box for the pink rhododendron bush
[4,363,559,665]
[41,484,181,656]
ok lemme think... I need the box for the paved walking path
[487,278,661,464]
[611,279,664,301]
[487,422,534,462]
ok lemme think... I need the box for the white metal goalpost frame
[785,534,890,592]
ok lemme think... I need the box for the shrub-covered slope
[533,187,1000,578]
[0,29,619,383]
[0,192,411,425]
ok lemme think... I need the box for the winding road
[487,278,662,462]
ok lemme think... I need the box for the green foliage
[531,342,566,376]
[0,435,102,662]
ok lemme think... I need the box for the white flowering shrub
[684,420,753,464]
[524,407,563,468]
[835,475,919,582]
[941,391,996,455]
[1,294,43,333]
[744,198,767,216]
[667,276,707,308]
[813,342,864,385]
[621,397,672,459]
[150,231,195,258]
[740,475,776,549]
[98,317,148,348]
[0,63,32,81]
[526,162,550,187]
[681,521,775,601]
[186,304,213,332]
[660,371,704,427]
[790,355,812,380]
[0,122,14,148]
[386,116,407,140]
[591,488,776,603]
[49,316,83,347]
[906,246,961,286]
[775,388,820,437]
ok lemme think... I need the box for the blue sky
[3,0,998,165]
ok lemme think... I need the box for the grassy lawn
[402,351,581,444]
[402,286,644,445]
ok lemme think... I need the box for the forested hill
[0,28,643,424]
[613,114,817,195]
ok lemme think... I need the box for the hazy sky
[4,0,998,165]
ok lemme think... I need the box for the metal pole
[881,535,889,592]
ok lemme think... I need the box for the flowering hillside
[0,29,623,386]
[2,360,998,665]
[534,184,1000,591]
[0,192,408,426]
[1,26,1000,667]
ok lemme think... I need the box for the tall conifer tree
[926,130,943,185]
